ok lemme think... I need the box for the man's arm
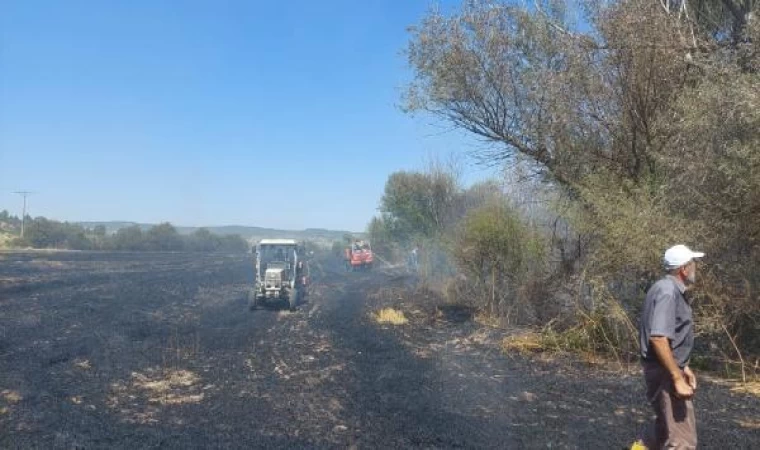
[650,336,683,379]
[650,336,694,398]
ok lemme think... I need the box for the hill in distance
[76,221,363,244]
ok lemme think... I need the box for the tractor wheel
[289,289,300,311]
[248,289,259,310]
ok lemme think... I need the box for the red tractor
[344,240,374,271]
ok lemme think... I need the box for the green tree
[23,217,57,248]
[405,0,760,358]
[146,222,184,251]
[379,170,459,241]
[21,218,93,250]
[112,225,145,251]
[453,202,546,320]
[217,234,249,253]
[188,228,220,252]
[93,225,107,237]
[405,0,693,186]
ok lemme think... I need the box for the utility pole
[13,191,34,238]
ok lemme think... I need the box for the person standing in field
[633,245,704,449]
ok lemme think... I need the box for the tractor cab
[250,239,309,310]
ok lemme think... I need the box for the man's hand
[683,366,697,390]
[673,375,694,399]
[649,336,696,399]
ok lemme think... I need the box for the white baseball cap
[663,245,705,270]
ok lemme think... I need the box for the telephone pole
[13,191,34,238]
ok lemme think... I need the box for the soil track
[1,252,758,449]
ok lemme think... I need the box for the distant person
[408,246,418,272]
[633,245,704,450]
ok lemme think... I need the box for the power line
[12,191,35,238]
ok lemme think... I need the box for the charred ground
[1,252,758,449]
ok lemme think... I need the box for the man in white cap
[634,244,704,449]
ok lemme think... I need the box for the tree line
[379,0,759,373]
[0,210,249,253]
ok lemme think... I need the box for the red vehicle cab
[344,240,373,271]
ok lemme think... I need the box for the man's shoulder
[652,276,675,288]
[647,277,678,297]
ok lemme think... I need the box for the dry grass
[731,381,760,398]
[108,368,205,420]
[0,232,14,249]
[278,310,296,319]
[474,311,501,328]
[374,308,409,325]
[1,390,22,403]
[501,332,545,355]
[73,359,92,370]
[0,390,22,416]
[736,418,760,429]
[131,369,204,405]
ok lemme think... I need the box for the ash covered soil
[1,251,758,449]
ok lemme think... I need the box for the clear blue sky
[0,0,496,232]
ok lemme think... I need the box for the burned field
[1,252,758,449]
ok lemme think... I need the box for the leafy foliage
[0,212,248,253]
[450,202,548,323]
[403,0,760,364]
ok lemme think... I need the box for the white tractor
[249,239,310,311]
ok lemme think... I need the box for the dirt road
[1,252,758,449]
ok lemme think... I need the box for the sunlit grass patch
[108,368,205,421]
[736,418,760,429]
[502,332,545,355]
[474,311,500,327]
[731,381,760,398]
[0,233,14,249]
[278,309,296,319]
[0,389,22,416]
[131,369,204,405]
[1,390,22,404]
[374,308,408,325]
[73,359,91,370]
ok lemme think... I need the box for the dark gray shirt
[639,275,694,368]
